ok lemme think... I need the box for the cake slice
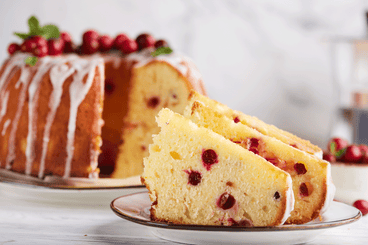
[187,90,323,158]
[142,108,294,227]
[185,101,335,224]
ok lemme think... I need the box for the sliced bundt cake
[142,108,294,227]
[185,100,335,224]
[187,90,323,158]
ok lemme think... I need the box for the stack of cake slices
[142,91,335,227]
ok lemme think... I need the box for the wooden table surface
[0,183,368,245]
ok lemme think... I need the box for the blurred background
[1,0,368,149]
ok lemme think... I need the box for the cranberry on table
[120,39,138,54]
[154,39,168,48]
[353,200,368,215]
[114,33,130,49]
[136,33,155,50]
[48,39,65,56]
[98,35,114,52]
[7,43,20,55]
[344,145,362,163]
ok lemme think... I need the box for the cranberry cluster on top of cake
[7,16,170,58]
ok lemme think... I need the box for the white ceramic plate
[0,169,145,206]
[111,191,362,245]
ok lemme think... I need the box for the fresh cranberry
[323,152,336,162]
[328,137,348,154]
[353,200,368,215]
[300,183,309,197]
[82,40,99,54]
[114,33,130,49]
[344,145,362,163]
[217,192,236,210]
[32,45,48,57]
[233,116,240,123]
[98,35,114,52]
[136,33,155,50]
[202,149,218,170]
[83,30,99,43]
[274,191,281,200]
[184,170,202,186]
[359,145,368,157]
[21,39,35,53]
[120,39,138,54]
[48,39,65,56]
[294,163,307,175]
[64,42,76,53]
[154,39,168,48]
[31,36,48,48]
[60,32,72,43]
[8,43,20,55]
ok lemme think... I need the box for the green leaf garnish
[14,16,60,40]
[151,47,173,57]
[14,32,30,40]
[28,16,41,35]
[335,148,346,158]
[41,25,60,39]
[330,142,336,155]
[25,56,38,66]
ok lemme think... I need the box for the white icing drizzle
[125,48,204,92]
[25,57,54,175]
[5,55,32,169]
[63,58,103,178]
[38,59,76,178]
[320,162,336,214]
[1,119,11,136]
[0,90,9,123]
[0,53,29,92]
[280,175,295,225]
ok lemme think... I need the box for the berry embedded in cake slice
[185,100,335,224]
[186,90,323,158]
[142,108,294,227]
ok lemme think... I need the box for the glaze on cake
[0,26,206,179]
[142,108,294,226]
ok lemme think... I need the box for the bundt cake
[185,100,335,224]
[187,90,323,158]
[142,108,294,226]
[0,16,206,179]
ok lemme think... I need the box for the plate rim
[0,169,144,190]
[110,191,362,232]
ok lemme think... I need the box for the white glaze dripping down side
[0,90,9,123]
[5,56,32,169]
[25,57,54,175]
[126,48,204,93]
[38,57,77,178]
[63,58,103,178]
[1,119,11,136]
[0,53,29,92]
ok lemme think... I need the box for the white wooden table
[0,184,368,245]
